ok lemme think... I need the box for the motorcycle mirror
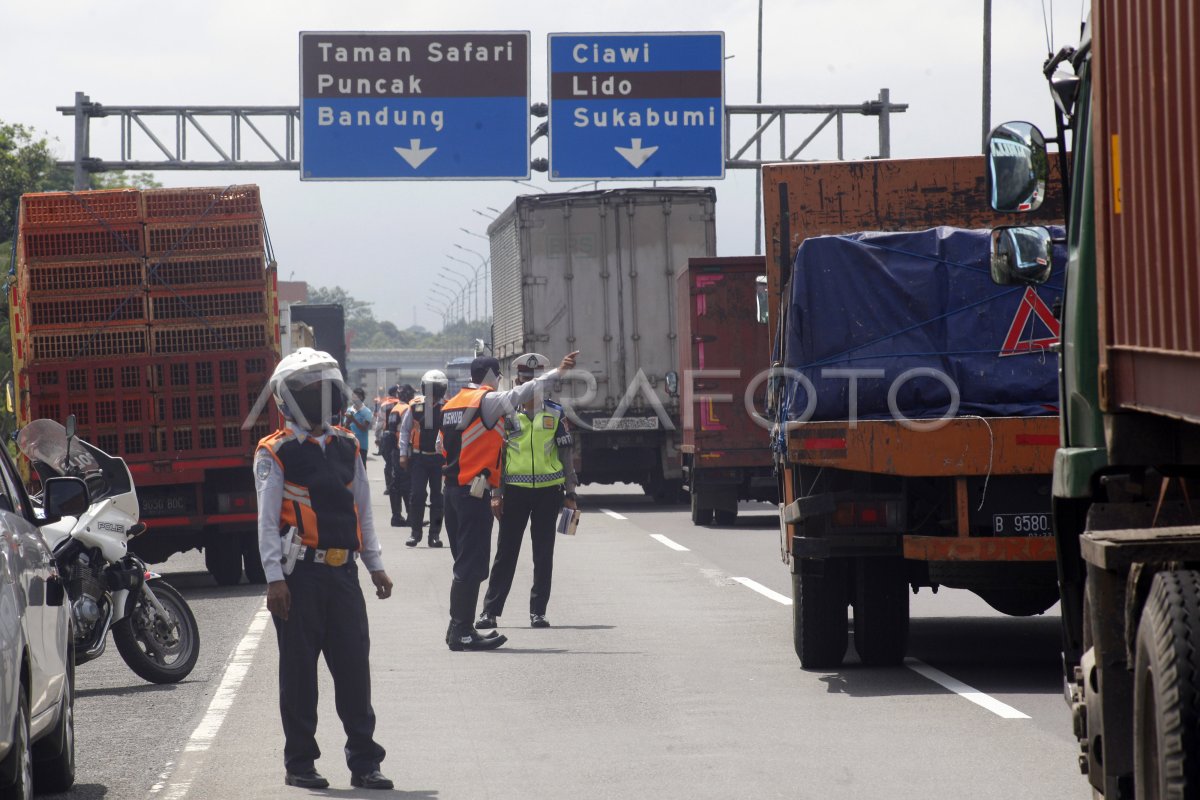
[65,414,77,440]
[41,476,90,524]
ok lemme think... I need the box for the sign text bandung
[300,32,530,180]
[547,33,724,181]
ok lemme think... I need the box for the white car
[0,444,75,799]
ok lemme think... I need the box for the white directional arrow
[614,138,659,169]
[393,139,437,169]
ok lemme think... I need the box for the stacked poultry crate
[13,185,279,465]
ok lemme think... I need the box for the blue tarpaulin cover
[781,226,1064,422]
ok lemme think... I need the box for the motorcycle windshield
[17,419,133,501]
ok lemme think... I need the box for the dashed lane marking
[150,602,272,799]
[732,576,792,605]
[649,533,690,551]
[600,508,628,520]
[904,658,1031,719]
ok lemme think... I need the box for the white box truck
[488,188,717,501]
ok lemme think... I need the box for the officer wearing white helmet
[398,369,449,547]
[477,353,578,630]
[253,348,394,791]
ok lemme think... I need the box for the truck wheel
[205,538,243,586]
[690,490,713,526]
[853,557,909,666]
[792,559,848,669]
[979,585,1060,617]
[240,532,266,585]
[714,508,738,527]
[1133,569,1200,800]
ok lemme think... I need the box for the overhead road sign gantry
[299,31,530,180]
[547,32,724,181]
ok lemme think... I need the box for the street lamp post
[439,268,475,321]
[447,254,486,321]
[431,283,462,323]
[453,244,491,319]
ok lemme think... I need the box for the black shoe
[530,614,550,628]
[405,534,421,547]
[475,611,497,629]
[350,770,394,790]
[447,621,507,651]
[427,536,443,548]
[284,770,329,789]
[383,487,390,495]
[391,516,407,527]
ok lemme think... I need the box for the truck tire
[690,490,713,526]
[978,585,1060,617]
[1133,569,1200,800]
[792,559,848,669]
[853,557,909,666]
[714,508,739,527]
[240,532,267,585]
[204,538,243,586]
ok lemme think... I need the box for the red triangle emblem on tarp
[999,286,1060,356]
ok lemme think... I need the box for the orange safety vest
[440,386,504,487]
[408,395,444,454]
[257,426,363,551]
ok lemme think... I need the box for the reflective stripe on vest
[440,386,503,487]
[504,407,566,489]
[258,427,363,551]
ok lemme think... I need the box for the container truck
[986,3,1200,795]
[11,184,280,586]
[763,156,1066,668]
[488,188,717,499]
[676,256,778,525]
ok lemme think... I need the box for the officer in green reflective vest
[476,353,578,629]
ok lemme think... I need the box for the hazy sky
[4,0,1085,332]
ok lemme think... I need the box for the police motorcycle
[17,416,200,684]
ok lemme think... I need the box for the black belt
[298,546,356,567]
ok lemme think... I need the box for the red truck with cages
[677,256,778,525]
[11,185,280,585]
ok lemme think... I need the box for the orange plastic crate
[22,224,144,262]
[20,190,143,228]
[145,220,262,257]
[31,327,149,361]
[151,321,270,355]
[22,258,145,295]
[29,292,147,328]
[143,185,261,223]
[145,252,265,290]
[149,289,265,323]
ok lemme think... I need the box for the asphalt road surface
[50,456,1089,799]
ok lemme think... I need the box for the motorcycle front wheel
[113,580,200,684]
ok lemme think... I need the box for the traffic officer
[476,353,578,630]
[398,370,447,548]
[377,385,401,494]
[440,351,578,651]
[385,385,415,526]
[254,348,394,791]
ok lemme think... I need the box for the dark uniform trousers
[484,485,562,617]
[273,558,385,775]
[443,484,495,622]
[408,453,444,538]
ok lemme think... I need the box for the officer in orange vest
[440,351,578,651]
[385,385,415,526]
[254,348,394,791]
[377,386,401,493]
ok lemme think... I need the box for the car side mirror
[990,226,1053,286]
[986,121,1049,213]
[41,476,90,523]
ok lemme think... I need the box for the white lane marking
[650,533,690,551]
[600,508,628,520]
[904,658,1030,719]
[733,576,793,605]
[151,603,271,798]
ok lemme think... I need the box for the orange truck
[763,156,1066,668]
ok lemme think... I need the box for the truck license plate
[590,417,660,431]
[993,513,1053,536]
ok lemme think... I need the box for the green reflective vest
[504,406,565,489]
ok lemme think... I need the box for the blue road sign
[300,32,530,180]
[547,33,724,181]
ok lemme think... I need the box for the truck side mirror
[986,122,1048,213]
[990,226,1053,286]
[41,476,90,524]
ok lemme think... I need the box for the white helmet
[270,348,348,429]
[512,353,550,377]
[420,369,448,398]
